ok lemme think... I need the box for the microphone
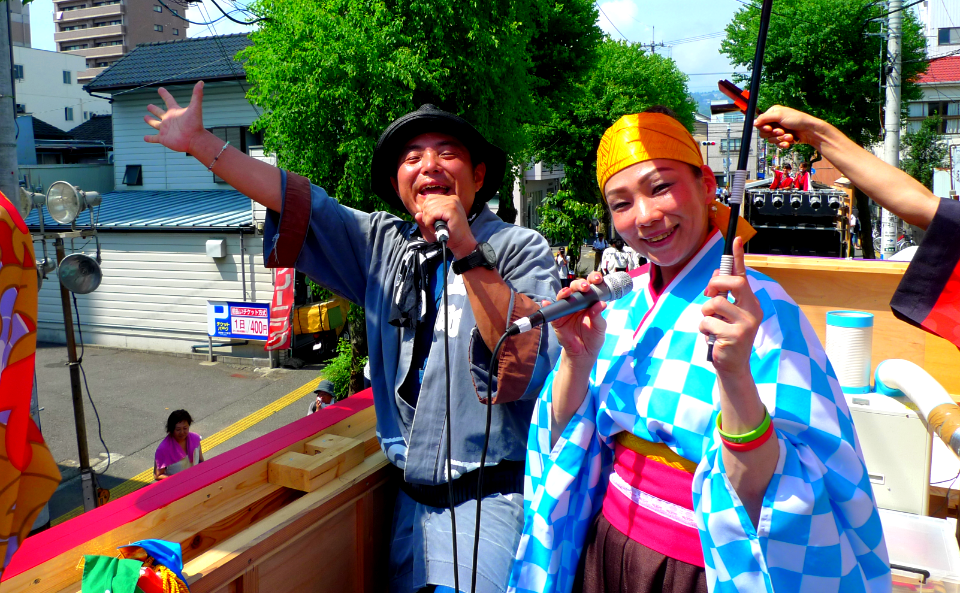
[434,220,450,242]
[507,272,634,335]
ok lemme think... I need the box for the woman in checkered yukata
[508,107,889,593]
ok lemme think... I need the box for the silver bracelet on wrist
[207,140,230,171]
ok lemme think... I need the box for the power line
[595,2,631,42]
[209,0,268,25]
[868,0,925,20]
[156,0,226,26]
[666,31,725,45]
[198,2,262,119]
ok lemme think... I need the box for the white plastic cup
[825,310,874,394]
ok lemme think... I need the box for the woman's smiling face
[604,158,716,285]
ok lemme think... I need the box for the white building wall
[34,231,273,356]
[112,82,261,191]
[918,0,960,59]
[13,46,110,130]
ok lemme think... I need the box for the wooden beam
[268,435,364,492]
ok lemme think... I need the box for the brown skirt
[573,513,708,593]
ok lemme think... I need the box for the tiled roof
[85,34,252,93]
[68,115,112,145]
[917,55,960,84]
[31,117,71,140]
[24,190,254,230]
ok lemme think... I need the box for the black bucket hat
[370,104,507,213]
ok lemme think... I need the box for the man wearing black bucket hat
[144,82,560,593]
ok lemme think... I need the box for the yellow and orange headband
[596,112,755,242]
[597,112,703,195]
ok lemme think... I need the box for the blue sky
[29,0,745,93]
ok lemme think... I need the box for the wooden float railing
[746,255,960,398]
[3,389,396,593]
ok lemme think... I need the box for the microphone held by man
[508,272,634,335]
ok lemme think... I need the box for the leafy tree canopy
[720,0,927,147]
[241,0,601,213]
[902,116,948,190]
[530,39,695,247]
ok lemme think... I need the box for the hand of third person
[699,237,763,378]
[416,194,477,259]
[754,105,828,151]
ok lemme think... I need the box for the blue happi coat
[509,231,890,593]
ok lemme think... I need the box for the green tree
[529,39,695,253]
[242,0,600,214]
[720,0,928,258]
[902,116,948,190]
[536,178,602,270]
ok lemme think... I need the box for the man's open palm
[144,80,205,154]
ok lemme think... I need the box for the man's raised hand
[144,80,206,154]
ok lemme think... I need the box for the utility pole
[0,0,18,203]
[881,0,902,259]
[725,125,732,187]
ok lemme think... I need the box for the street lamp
[19,181,105,512]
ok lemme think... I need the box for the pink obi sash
[601,433,705,567]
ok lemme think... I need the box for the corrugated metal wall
[35,231,273,355]
[113,82,261,192]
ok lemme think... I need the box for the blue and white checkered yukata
[509,230,890,593]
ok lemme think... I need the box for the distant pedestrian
[600,238,631,274]
[308,379,337,415]
[592,235,608,271]
[154,410,203,481]
[555,246,571,288]
[849,209,861,250]
[623,244,645,269]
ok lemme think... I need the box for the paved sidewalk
[34,343,328,521]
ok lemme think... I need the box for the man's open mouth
[419,184,451,195]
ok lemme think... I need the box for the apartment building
[10,0,31,47]
[54,0,189,84]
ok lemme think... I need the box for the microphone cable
[470,330,510,593]
[438,234,461,593]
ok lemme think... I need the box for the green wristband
[716,407,771,444]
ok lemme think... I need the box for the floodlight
[809,194,822,209]
[46,181,101,225]
[16,187,43,220]
[771,193,784,208]
[790,193,802,208]
[828,194,841,209]
[58,253,102,294]
[753,193,766,208]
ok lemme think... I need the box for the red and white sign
[265,267,294,351]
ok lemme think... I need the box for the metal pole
[881,0,902,258]
[0,0,18,203]
[725,125,732,186]
[55,239,98,512]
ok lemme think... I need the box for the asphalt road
[33,342,328,521]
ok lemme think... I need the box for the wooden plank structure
[3,390,396,593]
[8,255,960,593]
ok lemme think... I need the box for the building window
[61,24,88,31]
[123,165,143,186]
[95,40,122,46]
[153,4,162,11]
[61,4,88,11]
[63,70,72,84]
[96,61,110,67]
[720,138,742,153]
[65,107,74,121]
[15,104,25,115]
[172,28,179,35]
[13,64,22,80]
[154,24,163,31]
[93,0,122,5]
[62,44,88,50]
[940,27,960,45]
[94,20,121,26]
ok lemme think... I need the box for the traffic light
[700,141,716,146]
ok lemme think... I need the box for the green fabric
[81,555,142,593]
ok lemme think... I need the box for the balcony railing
[54,24,124,42]
[77,66,107,83]
[64,44,125,59]
[55,3,124,24]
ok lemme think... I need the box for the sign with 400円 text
[207,301,271,340]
